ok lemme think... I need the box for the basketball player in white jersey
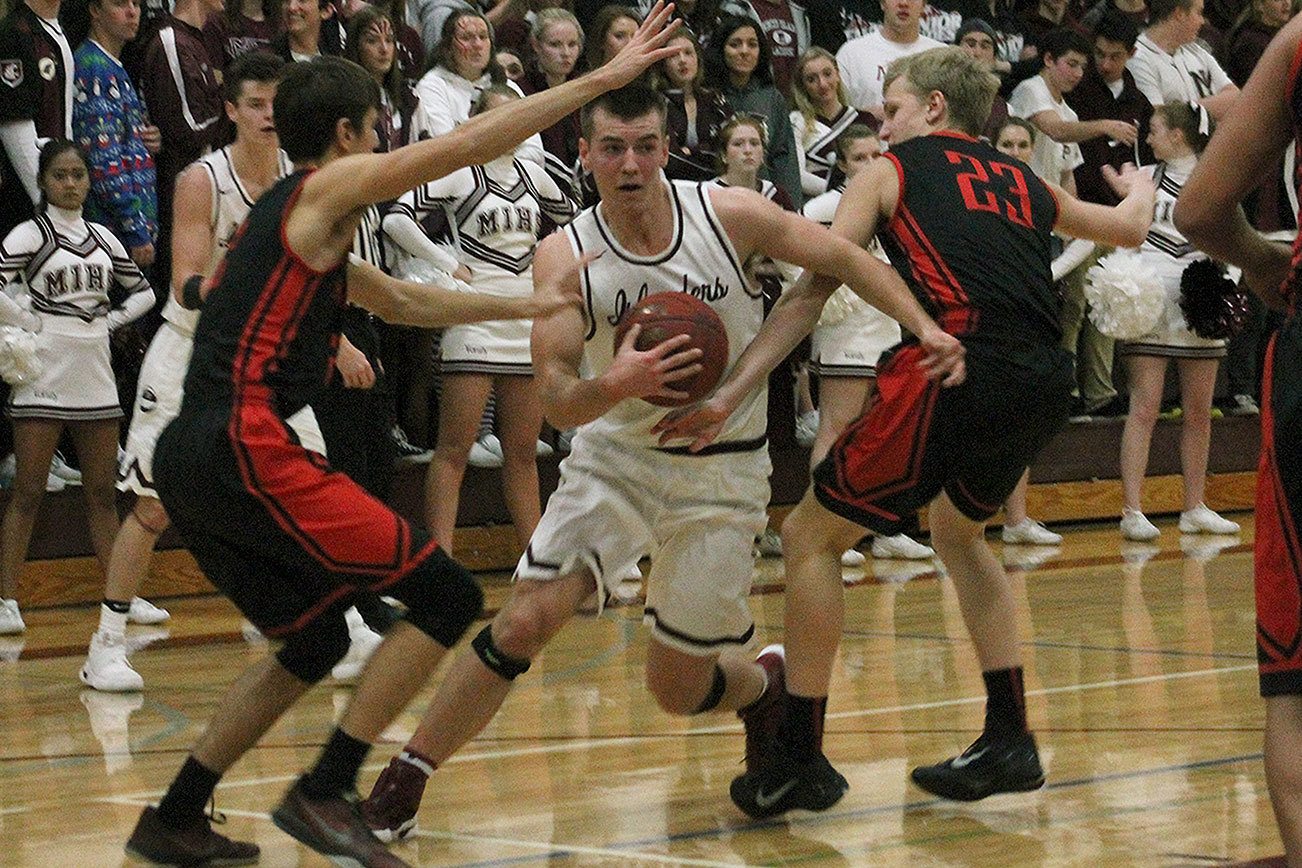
[79,52,309,691]
[360,82,965,839]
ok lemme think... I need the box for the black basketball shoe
[730,749,848,819]
[910,731,1045,801]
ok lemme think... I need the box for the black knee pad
[471,624,531,680]
[692,664,728,714]
[387,547,484,649]
[275,611,351,684]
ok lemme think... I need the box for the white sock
[98,604,128,638]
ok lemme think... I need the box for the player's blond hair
[882,47,998,138]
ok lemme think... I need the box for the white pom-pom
[0,326,43,386]
[393,254,461,290]
[817,286,861,328]
[1084,250,1166,340]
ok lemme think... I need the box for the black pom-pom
[1179,259,1251,340]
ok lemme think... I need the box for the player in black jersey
[658,46,1156,818]
[123,10,683,867]
[1174,14,1302,864]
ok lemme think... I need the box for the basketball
[612,291,729,407]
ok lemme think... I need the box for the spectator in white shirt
[1127,0,1238,118]
[835,0,943,118]
[1009,27,1109,192]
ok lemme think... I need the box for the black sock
[102,598,131,614]
[780,694,828,763]
[300,727,371,798]
[982,667,1027,739]
[156,756,221,827]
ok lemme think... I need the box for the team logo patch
[38,57,55,81]
[0,59,21,88]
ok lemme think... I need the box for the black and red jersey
[182,170,346,421]
[879,130,1061,349]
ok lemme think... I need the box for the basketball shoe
[273,777,408,866]
[738,645,787,775]
[730,748,848,819]
[910,730,1045,801]
[125,806,259,866]
[127,596,170,625]
[80,630,144,692]
[361,755,428,842]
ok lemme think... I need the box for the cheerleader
[0,141,153,635]
[789,47,864,198]
[1119,103,1241,541]
[382,85,575,558]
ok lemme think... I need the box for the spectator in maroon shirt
[202,0,280,69]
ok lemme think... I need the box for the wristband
[180,274,205,310]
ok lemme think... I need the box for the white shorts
[118,323,327,497]
[440,317,532,375]
[8,324,121,421]
[516,430,771,656]
[809,307,901,378]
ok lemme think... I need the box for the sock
[780,693,828,763]
[982,667,1028,739]
[398,748,437,777]
[98,600,130,637]
[300,727,371,798]
[155,756,221,827]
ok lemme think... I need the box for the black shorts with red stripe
[1257,314,1302,697]
[154,402,443,639]
[811,340,1073,534]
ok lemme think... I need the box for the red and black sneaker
[124,805,259,866]
[360,756,427,843]
[272,777,409,867]
[738,644,787,775]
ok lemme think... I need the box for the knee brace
[388,547,484,649]
[275,612,351,684]
[471,624,531,681]
[692,664,728,714]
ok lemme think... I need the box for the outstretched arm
[346,254,577,327]
[1174,15,1301,303]
[1050,163,1155,249]
[301,3,681,218]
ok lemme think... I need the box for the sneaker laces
[206,795,227,826]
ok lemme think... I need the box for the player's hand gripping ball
[613,291,729,407]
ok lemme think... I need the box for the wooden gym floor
[0,513,1285,866]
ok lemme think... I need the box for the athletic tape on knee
[693,664,728,714]
[390,548,484,648]
[471,624,531,680]
[275,615,351,683]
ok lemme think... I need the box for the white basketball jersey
[565,178,767,448]
[164,146,292,333]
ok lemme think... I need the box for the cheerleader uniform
[382,154,574,375]
[790,105,863,198]
[1121,156,1228,360]
[801,186,900,378]
[0,205,153,420]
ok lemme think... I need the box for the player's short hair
[1148,0,1198,23]
[882,47,998,138]
[224,51,284,104]
[834,123,878,161]
[274,56,380,162]
[1039,28,1092,62]
[1093,10,1140,49]
[580,83,668,138]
